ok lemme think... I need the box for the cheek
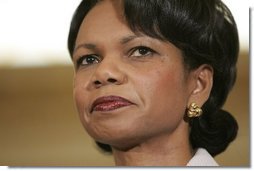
[73,75,96,137]
[157,69,186,98]
[137,67,188,122]
[74,86,84,114]
[142,67,186,101]
[73,75,89,118]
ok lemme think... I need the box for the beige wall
[0,52,249,166]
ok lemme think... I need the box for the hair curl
[68,0,239,156]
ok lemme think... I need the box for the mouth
[91,95,134,113]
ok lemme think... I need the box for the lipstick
[91,96,134,113]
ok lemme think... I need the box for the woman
[68,0,239,166]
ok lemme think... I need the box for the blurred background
[0,0,250,166]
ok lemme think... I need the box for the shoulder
[186,148,219,166]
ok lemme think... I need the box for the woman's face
[72,1,195,150]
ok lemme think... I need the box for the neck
[112,122,193,166]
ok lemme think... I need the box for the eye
[76,54,100,68]
[130,46,155,57]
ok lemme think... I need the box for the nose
[89,57,127,89]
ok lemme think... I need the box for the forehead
[86,0,123,21]
[75,0,132,44]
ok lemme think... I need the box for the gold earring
[187,103,202,118]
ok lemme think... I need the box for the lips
[91,96,134,113]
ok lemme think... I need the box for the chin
[98,137,141,152]
[86,125,144,151]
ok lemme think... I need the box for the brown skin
[72,0,213,166]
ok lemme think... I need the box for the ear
[187,64,213,107]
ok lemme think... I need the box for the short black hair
[68,0,239,157]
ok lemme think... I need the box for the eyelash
[76,54,100,69]
[129,46,156,58]
[75,46,156,69]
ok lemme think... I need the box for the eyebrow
[120,35,140,44]
[74,43,97,53]
[74,35,142,53]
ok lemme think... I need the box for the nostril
[107,78,117,83]
[94,80,101,85]
[92,78,119,88]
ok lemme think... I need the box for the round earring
[187,103,203,118]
